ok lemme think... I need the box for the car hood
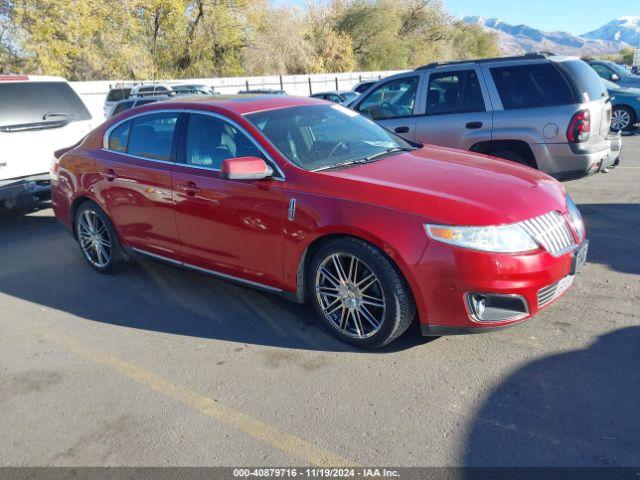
[319,145,567,226]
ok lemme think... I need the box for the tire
[309,237,416,349]
[611,106,636,132]
[488,150,535,168]
[74,201,132,274]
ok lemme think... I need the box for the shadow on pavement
[463,326,640,467]
[0,210,435,353]
[578,203,640,276]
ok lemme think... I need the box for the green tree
[620,47,635,66]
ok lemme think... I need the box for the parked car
[130,83,174,98]
[310,91,360,104]
[586,59,640,88]
[106,96,169,118]
[353,80,378,94]
[350,53,613,181]
[603,79,640,131]
[51,96,587,348]
[0,75,93,209]
[172,84,216,96]
[237,89,286,95]
[104,87,132,118]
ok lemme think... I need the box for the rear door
[412,68,493,149]
[0,81,92,182]
[96,111,182,258]
[352,74,422,140]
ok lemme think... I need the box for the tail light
[567,109,590,143]
[50,155,61,181]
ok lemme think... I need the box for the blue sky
[276,0,635,35]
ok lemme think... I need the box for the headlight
[565,194,585,241]
[425,223,538,253]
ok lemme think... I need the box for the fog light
[471,295,486,317]
[465,292,529,322]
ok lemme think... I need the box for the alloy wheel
[77,209,112,268]
[611,109,631,131]
[315,253,386,339]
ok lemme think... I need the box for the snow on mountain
[463,16,630,56]
[583,17,640,46]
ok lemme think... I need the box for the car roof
[131,94,324,116]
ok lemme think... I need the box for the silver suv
[350,54,614,180]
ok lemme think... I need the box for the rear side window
[491,63,574,110]
[558,60,608,103]
[357,76,419,120]
[106,88,131,102]
[126,112,179,161]
[0,81,91,128]
[112,101,134,116]
[108,121,131,152]
[427,70,485,115]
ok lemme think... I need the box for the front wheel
[309,237,416,348]
[75,201,132,274]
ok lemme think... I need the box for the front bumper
[0,173,51,208]
[411,240,583,336]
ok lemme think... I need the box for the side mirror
[221,157,273,180]
[611,73,620,82]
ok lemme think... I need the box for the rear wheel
[611,106,635,132]
[309,237,415,348]
[75,202,132,274]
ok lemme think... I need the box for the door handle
[176,182,200,196]
[394,126,410,134]
[466,122,483,129]
[104,169,117,181]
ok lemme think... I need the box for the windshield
[0,81,91,129]
[246,104,414,171]
[609,62,631,78]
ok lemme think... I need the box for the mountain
[463,16,631,56]
[583,17,640,46]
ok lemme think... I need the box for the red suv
[51,96,588,348]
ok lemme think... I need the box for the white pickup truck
[0,75,93,209]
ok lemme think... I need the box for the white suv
[0,75,93,209]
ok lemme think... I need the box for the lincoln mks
[51,96,587,348]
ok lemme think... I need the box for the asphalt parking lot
[1,135,639,468]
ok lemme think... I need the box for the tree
[620,47,635,66]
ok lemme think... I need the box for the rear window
[112,101,134,116]
[558,60,608,103]
[0,81,91,128]
[106,88,131,102]
[491,63,575,110]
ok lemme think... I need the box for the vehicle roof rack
[415,52,557,71]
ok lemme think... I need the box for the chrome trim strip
[102,108,286,181]
[537,275,575,308]
[131,247,282,292]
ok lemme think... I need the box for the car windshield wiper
[312,147,416,172]
[364,146,415,162]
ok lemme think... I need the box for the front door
[96,111,181,257]
[172,112,287,289]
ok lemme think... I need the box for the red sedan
[51,96,588,348]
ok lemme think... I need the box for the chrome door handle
[177,182,200,196]
[104,169,117,181]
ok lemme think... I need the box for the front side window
[184,114,265,170]
[247,104,414,171]
[126,112,178,161]
[357,76,419,120]
[426,70,485,115]
[491,63,574,110]
[591,64,614,80]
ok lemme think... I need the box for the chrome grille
[538,275,574,308]
[520,211,576,256]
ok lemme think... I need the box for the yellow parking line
[37,327,357,467]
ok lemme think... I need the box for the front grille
[519,211,576,256]
[538,275,574,308]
